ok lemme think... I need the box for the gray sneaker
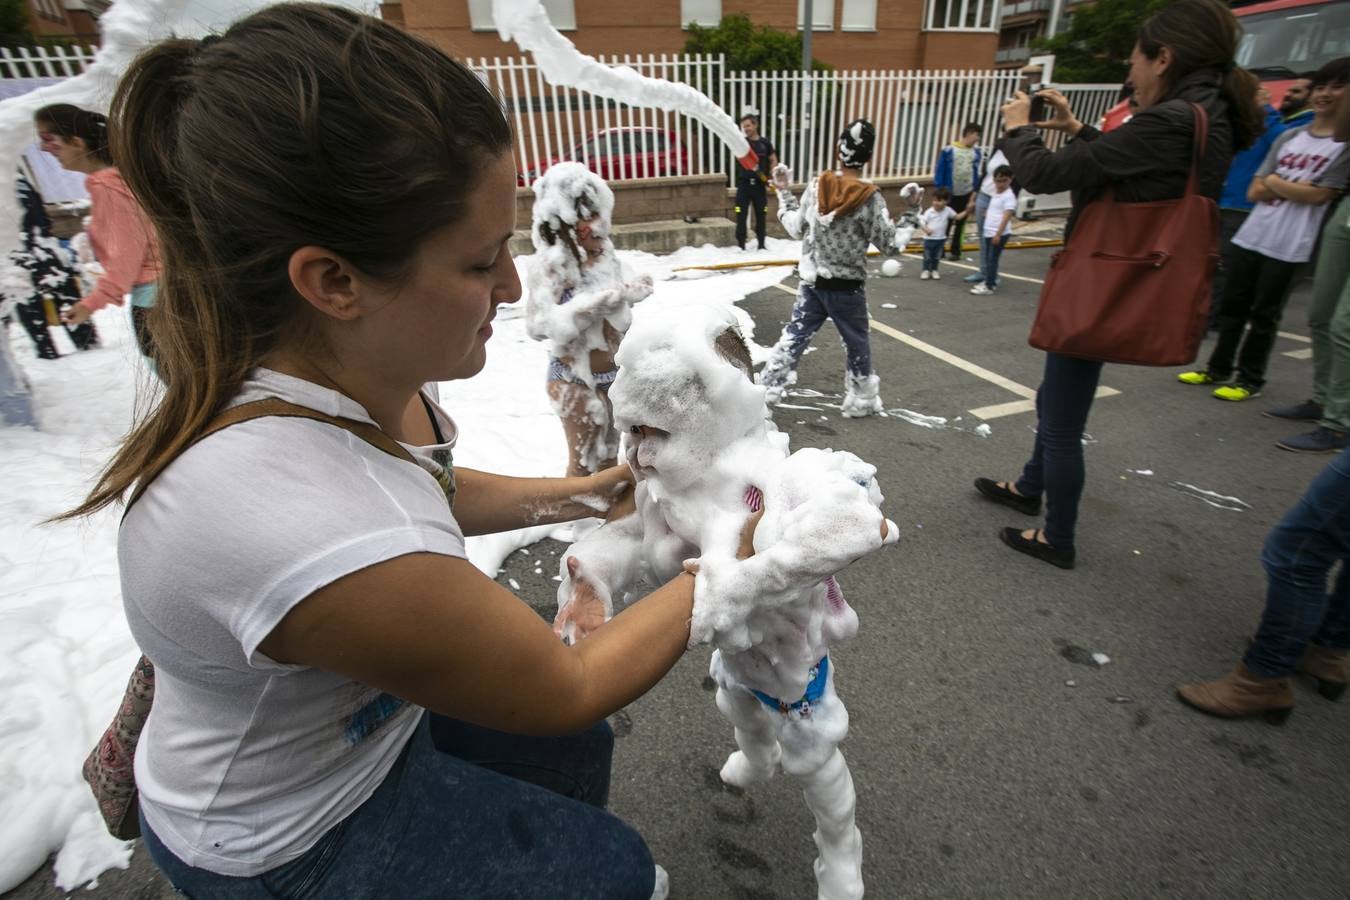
[1276,427,1347,454]
[1264,400,1323,421]
[963,273,983,283]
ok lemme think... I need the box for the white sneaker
[650,864,669,900]
[841,373,884,418]
[932,271,941,280]
[919,270,930,280]
[970,283,994,295]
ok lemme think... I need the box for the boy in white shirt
[919,188,967,280]
[971,166,1015,296]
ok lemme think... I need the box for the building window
[841,0,877,32]
[924,0,1000,32]
[797,0,834,32]
[35,0,65,21]
[469,0,576,32]
[681,0,721,28]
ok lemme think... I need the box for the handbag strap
[1184,102,1209,198]
[126,397,418,510]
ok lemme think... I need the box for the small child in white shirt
[971,166,1016,296]
[919,188,967,280]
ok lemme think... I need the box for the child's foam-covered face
[576,217,605,258]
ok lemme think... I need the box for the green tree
[1033,0,1175,83]
[684,14,831,72]
[0,0,35,47]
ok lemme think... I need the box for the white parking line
[1283,348,1314,360]
[769,281,1120,419]
[1278,331,1311,343]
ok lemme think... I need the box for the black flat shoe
[999,527,1076,569]
[974,477,1042,516]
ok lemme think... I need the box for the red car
[519,126,690,186]
[1100,0,1347,131]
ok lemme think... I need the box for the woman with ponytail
[36,103,160,362]
[58,5,698,897]
[973,0,1257,570]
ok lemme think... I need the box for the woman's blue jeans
[139,712,655,899]
[1245,447,1350,677]
[1014,352,1105,549]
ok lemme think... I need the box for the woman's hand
[1032,88,1083,136]
[1001,90,1033,131]
[590,464,635,521]
[61,302,92,326]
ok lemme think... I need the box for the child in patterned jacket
[760,119,909,417]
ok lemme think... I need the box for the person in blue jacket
[933,123,983,260]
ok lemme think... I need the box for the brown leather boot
[1297,643,1348,701]
[1177,664,1294,723]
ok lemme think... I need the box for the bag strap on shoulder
[126,397,417,510]
[1185,102,1209,197]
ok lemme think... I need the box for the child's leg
[923,240,941,272]
[984,235,1006,289]
[548,377,617,476]
[715,682,783,788]
[761,285,830,393]
[821,287,872,379]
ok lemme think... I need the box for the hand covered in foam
[689,449,898,651]
[621,273,654,305]
[554,555,614,645]
[899,182,922,203]
[894,225,916,249]
[770,164,792,191]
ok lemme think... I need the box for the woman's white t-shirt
[121,369,466,876]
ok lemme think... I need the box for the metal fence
[0,45,97,79]
[475,53,1123,186]
[1,46,1122,185]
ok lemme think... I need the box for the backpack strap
[1185,102,1209,197]
[126,398,417,511]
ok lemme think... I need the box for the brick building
[996,0,1092,69]
[382,0,1001,70]
[22,0,108,45]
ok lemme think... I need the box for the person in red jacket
[36,104,160,362]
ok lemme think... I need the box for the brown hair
[714,327,754,381]
[34,103,114,165]
[60,3,510,519]
[1136,0,1262,149]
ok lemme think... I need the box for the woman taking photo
[974,0,1260,569]
[36,104,160,362]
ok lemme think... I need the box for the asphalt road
[11,246,1348,899]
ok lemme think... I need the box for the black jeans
[1206,245,1301,388]
[1015,353,1105,549]
[1207,208,1250,330]
[735,179,767,249]
[947,192,972,258]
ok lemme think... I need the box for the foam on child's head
[530,162,616,251]
[612,303,766,445]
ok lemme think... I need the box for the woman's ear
[288,246,364,321]
[1154,45,1173,76]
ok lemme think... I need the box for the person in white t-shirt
[918,187,968,279]
[964,141,1016,285]
[1179,58,1350,402]
[970,166,1017,296]
[57,8,726,899]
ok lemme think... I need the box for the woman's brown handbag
[1028,103,1219,366]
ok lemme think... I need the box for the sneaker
[1213,383,1261,402]
[919,270,931,280]
[932,271,941,280]
[1177,370,1220,385]
[970,283,994,296]
[963,273,983,283]
[1276,427,1347,453]
[1264,400,1323,421]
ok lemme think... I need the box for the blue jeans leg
[1245,447,1350,677]
[923,241,943,272]
[1014,353,1104,548]
[139,714,654,899]
[973,192,991,276]
[814,285,873,378]
[983,235,1006,290]
[761,284,830,388]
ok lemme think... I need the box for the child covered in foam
[526,162,653,476]
[553,304,898,900]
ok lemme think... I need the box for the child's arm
[954,208,970,221]
[775,168,810,239]
[996,209,1014,239]
[554,509,646,644]
[1260,174,1336,206]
